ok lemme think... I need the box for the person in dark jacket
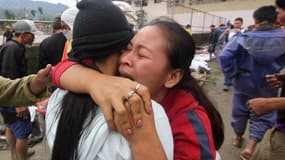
[0,20,36,160]
[2,25,13,44]
[248,1,285,160]
[208,24,217,61]
[38,17,67,70]
[219,6,285,160]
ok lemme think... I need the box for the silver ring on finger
[126,90,135,100]
[134,83,141,93]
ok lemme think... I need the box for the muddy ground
[204,60,250,160]
[0,60,250,160]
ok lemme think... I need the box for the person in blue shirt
[219,5,285,160]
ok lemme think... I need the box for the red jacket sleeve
[52,59,77,89]
[171,107,216,160]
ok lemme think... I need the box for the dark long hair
[148,17,224,150]
[51,64,99,160]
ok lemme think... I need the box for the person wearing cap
[2,25,13,44]
[45,0,172,160]
[37,17,67,70]
[0,19,36,160]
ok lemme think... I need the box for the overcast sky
[32,0,77,7]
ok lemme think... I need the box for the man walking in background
[219,17,245,91]
[0,20,36,160]
[2,25,13,44]
[208,24,217,61]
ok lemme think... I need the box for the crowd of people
[0,0,284,160]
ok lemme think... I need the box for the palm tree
[4,10,16,19]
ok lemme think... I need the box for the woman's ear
[164,69,184,88]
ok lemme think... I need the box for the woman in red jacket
[52,17,224,159]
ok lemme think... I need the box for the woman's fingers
[134,84,152,114]
[128,93,144,128]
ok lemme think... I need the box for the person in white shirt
[45,0,173,160]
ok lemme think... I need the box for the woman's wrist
[129,134,166,160]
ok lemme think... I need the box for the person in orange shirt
[60,7,79,61]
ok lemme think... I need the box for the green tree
[4,10,16,19]
[30,9,36,17]
[38,6,43,15]
[136,9,147,29]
